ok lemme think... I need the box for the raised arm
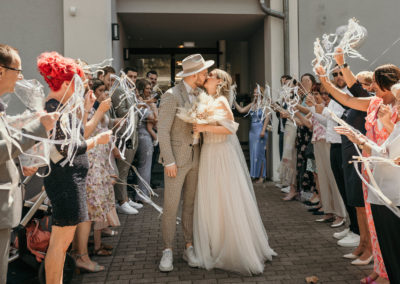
[84,98,111,139]
[234,100,254,114]
[316,65,371,112]
[334,47,357,88]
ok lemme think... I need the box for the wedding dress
[193,96,277,275]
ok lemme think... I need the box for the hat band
[182,62,206,74]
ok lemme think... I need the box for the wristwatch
[338,63,348,69]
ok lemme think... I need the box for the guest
[316,62,400,284]
[100,66,141,214]
[85,80,120,256]
[234,86,270,183]
[301,85,346,226]
[284,74,316,200]
[336,82,400,283]
[37,52,111,283]
[123,66,138,85]
[0,44,58,284]
[135,78,157,198]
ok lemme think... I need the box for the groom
[158,54,214,272]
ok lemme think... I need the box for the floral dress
[363,96,396,279]
[86,109,120,230]
[295,124,315,193]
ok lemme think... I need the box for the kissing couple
[157,54,277,275]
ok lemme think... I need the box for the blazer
[0,112,47,229]
[158,82,199,168]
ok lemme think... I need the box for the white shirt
[369,123,400,206]
[310,87,351,144]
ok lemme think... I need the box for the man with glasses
[0,44,58,283]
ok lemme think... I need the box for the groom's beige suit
[158,81,200,249]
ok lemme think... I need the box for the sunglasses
[0,65,23,74]
[332,72,343,77]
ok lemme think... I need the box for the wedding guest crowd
[269,45,400,283]
[2,35,400,284]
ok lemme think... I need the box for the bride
[192,69,277,275]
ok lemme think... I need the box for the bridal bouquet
[176,92,226,139]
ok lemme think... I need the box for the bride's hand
[193,124,207,133]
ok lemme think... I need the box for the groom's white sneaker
[183,246,199,268]
[159,249,173,272]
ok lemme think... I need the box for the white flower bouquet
[176,92,226,139]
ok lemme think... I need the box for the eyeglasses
[332,72,343,77]
[0,65,23,74]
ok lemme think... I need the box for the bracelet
[338,63,348,69]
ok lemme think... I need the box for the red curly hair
[37,51,84,92]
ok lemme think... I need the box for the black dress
[341,82,371,207]
[44,99,89,227]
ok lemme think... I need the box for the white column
[63,0,112,64]
[264,0,285,181]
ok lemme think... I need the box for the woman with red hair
[37,52,111,283]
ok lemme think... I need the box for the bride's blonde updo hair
[213,68,232,101]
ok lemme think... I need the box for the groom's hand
[165,164,178,178]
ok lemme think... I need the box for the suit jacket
[111,87,139,149]
[0,113,47,229]
[158,82,198,167]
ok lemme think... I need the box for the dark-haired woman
[37,52,112,283]
[316,62,400,284]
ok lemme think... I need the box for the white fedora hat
[176,54,215,78]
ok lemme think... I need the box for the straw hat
[176,54,214,78]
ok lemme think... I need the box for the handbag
[15,217,51,262]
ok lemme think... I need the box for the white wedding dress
[193,96,277,275]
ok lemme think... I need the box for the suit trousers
[162,145,200,249]
[314,141,346,217]
[0,228,10,284]
[114,148,136,202]
[371,204,400,283]
[330,143,359,234]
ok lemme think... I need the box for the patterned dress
[363,96,396,279]
[86,109,120,230]
[295,125,315,193]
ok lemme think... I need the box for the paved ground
[67,182,371,284]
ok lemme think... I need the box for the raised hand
[95,130,112,145]
[84,90,96,112]
[315,104,325,114]
[98,98,112,113]
[39,112,60,131]
[377,104,392,124]
[334,47,345,66]
[334,126,362,145]
[315,65,327,78]
[305,94,316,107]
[22,166,38,177]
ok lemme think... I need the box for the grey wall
[299,0,400,76]
[0,0,64,82]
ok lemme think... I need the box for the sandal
[74,253,105,274]
[94,248,112,256]
[101,243,113,250]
